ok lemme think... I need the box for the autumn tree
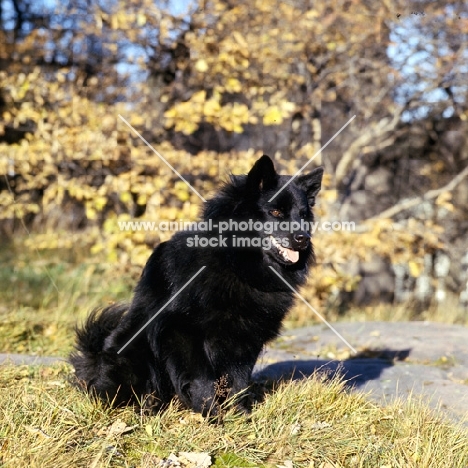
[1,0,467,309]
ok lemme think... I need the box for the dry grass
[1,242,468,466]
[0,364,467,468]
[1,251,467,358]
[285,291,468,330]
[0,254,134,356]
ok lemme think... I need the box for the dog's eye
[269,209,283,218]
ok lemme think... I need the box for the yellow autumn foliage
[1,0,464,310]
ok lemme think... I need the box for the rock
[254,321,468,424]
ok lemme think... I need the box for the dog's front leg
[203,339,259,413]
[164,354,219,416]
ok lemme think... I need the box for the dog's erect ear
[246,155,278,192]
[296,167,324,207]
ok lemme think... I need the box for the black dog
[70,155,323,415]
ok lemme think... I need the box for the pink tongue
[285,248,299,263]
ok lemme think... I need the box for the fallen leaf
[97,419,137,438]
[290,423,301,435]
[178,451,212,467]
[277,461,294,468]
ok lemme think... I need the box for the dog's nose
[293,232,310,248]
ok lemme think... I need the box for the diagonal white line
[268,115,356,202]
[268,266,357,354]
[118,114,207,203]
[117,266,206,354]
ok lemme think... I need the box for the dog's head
[243,155,323,266]
[202,155,323,267]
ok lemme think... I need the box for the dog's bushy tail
[70,303,138,404]
[72,303,127,356]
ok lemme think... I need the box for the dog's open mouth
[270,236,299,263]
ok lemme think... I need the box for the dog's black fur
[70,155,323,415]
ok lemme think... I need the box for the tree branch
[334,107,403,187]
[368,164,468,221]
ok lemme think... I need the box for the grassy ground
[1,240,466,358]
[0,243,135,357]
[1,363,467,468]
[1,240,468,466]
